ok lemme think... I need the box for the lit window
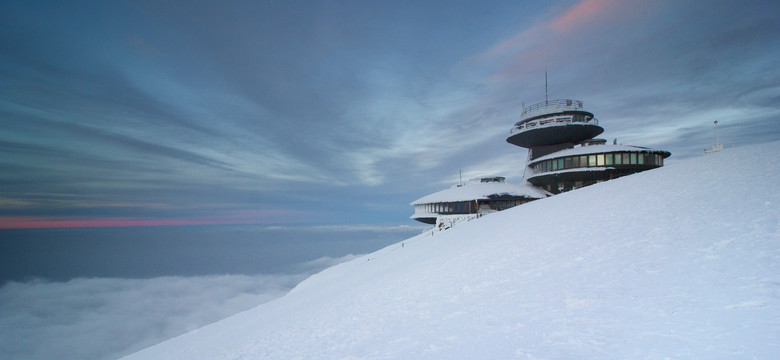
[605,154,613,165]
[589,155,597,166]
[597,154,605,166]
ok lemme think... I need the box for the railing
[510,115,598,134]
[522,99,583,116]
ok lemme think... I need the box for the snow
[410,181,548,205]
[530,144,661,163]
[124,140,780,360]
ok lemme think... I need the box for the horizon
[3,0,780,230]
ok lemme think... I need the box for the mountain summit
[125,141,780,359]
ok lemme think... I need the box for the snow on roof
[530,144,664,164]
[410,180,549,205]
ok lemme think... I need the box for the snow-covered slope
[125,141,780,359]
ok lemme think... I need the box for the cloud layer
[0,255,357,360]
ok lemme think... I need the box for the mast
[545,67,548,104]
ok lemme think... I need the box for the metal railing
[522,99,583,116]
[510,115,598,134]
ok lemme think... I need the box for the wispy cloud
[2,0,779,226]
[0,209,298,229]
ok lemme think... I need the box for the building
[507,99,671,194]
[410,98,670,228]
[410,176,549,228]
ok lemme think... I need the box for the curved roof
[411,181,549,205]
[529,144,671,164]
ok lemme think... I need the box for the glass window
[614,153,622,165]
[552,159,558,170]
[597,154,605,166]
[572,156,580,167]
[605,153,613,165]
[564,157,572,168]
[580,156,587,167]
[557,158,564,169]
[630,153,637,164]
[589,155,597,167]
[638,154,644,164]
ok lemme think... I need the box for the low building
[410,177,549,228]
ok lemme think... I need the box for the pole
[545,67,548,104]
[714,120,719,147]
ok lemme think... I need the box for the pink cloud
[550,0,616,33]
[0,210,298,229]
[476,0,632,82]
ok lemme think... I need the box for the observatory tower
[507,99,670,194]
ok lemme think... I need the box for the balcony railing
[522,99,583,116]
[510,115,598,134]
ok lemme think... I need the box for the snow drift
[125,141,780,359]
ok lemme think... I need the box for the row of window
[415,199,531,215]
[531,152,664,174]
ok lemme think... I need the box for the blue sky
[2,0,779,228]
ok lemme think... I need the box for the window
[564,157,572,168]
[614,153,622,165]
[557,158,564,170]
[630,153,637,164]
[638,154,644,165]
[605,153,613,165]
[597,154,605,166]
[574,181,583,188]
[552,159,558,170]
[580,156,587,167]
[589,155,597,167]
[572,156,580,167]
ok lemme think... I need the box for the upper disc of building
[506,99,604,148]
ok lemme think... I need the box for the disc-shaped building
[507,99,671,194]
[410,98,670,227]
[410,176,549,225]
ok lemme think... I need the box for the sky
[2,0,780,229]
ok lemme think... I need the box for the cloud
[0,208,298,229]
[0,254,361,360]
[549,0,617,32]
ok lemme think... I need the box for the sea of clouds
[0,255,359,360]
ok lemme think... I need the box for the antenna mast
[545,67,548,104]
